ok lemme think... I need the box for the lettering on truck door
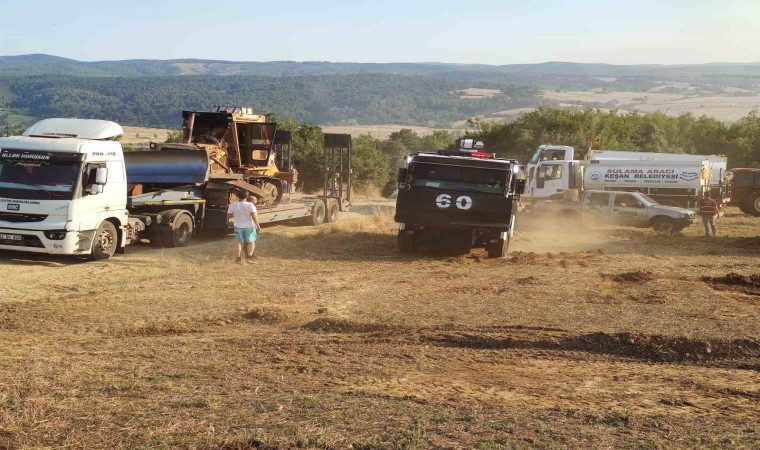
[611,193,648,227]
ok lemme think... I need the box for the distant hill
[2,54,760,79]
[1,55,759,129]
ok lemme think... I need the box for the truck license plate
[0,234,22,241]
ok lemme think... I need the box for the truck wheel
[397,231,417,254]
[745,193,760,216]
[652,217,676,235]
[166,213,194,247]
[487,238,509,258]
[90,221,118,260]
[325,200,339,223]
[305,201,326,226]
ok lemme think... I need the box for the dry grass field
[0,204,758,449]
[541,90,760,122]
[121,127,173,145]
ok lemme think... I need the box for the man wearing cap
[227,195,261,263]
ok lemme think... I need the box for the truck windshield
[0,160,80,200]
[529,148,543,165]
[411,163,508,194]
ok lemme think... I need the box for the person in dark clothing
[698,192,719,236]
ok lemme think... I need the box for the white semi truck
[0,118,351,260]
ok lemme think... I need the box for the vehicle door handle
[612,208,619,211]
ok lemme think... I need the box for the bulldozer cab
[181,107,277,172]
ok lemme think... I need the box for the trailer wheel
[652,217,676,235]
[397,231,417,254]
[160,211,194,248]
[325,200,339,223]
[487,238,509,258]
[305,201,326,226]
[745,192,760,216]
[90,221,118,260]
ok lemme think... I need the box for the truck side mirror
[88,184,103,195]
[396,168,408,184]
[95,167,108,185]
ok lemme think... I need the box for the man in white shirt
[226,195,261,264]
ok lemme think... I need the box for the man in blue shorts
[227,195,261,264]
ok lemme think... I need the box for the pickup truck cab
[537,190,695,234]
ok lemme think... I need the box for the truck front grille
[0,212,48,223]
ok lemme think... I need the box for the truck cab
[395,148,524,258]
[0,119,128,258]
[526,144,576,188]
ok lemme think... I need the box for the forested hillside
[0,74,538,128]
[3,54,760,79]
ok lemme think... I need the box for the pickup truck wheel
[90,221,118,260]
[652,217,676,235]
[397,231,417,254]
[745,193,760,216]
[487,238,509,258]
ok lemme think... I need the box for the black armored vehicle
[394,140,525,258]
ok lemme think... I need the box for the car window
[588,193,610,207]
[614,194,643,208]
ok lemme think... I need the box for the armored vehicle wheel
[652,217,676,235]
[90,221,118,260]
[487,238,509,258]
[397,231,417,254]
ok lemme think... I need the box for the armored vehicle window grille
[411,163,507,195]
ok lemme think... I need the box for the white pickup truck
[531,190,696,234]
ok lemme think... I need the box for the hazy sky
[1,0,759,65]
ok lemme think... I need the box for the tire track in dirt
[299,317,760,366]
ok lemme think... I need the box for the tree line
[268,107,760,195]
[464,107,760,169]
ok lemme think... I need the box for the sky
[1,0,759,65]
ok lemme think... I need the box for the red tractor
[729,168,760,215]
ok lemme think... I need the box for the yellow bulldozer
[152,106,296,206]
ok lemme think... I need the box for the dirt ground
[0,204,758,449]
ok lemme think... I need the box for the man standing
[227,195,261,263]
[698,192,719,237]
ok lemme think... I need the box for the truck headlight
[44,231,67,240]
